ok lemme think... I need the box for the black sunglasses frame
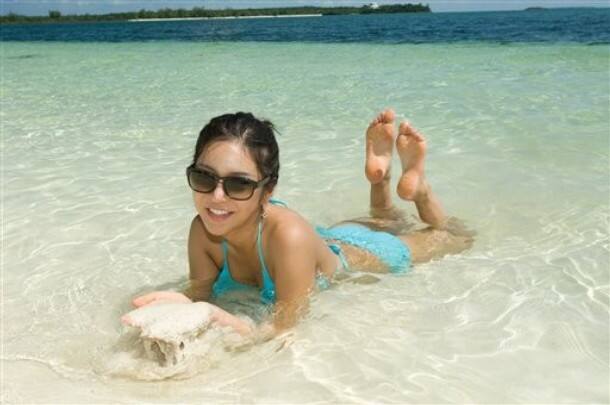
[186,164,270,201]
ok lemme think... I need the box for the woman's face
[193,139,269,237]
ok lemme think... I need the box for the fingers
[132,291,170,307]
[131,291,192,308]
[121,314,134,326]
[132,292,160,308]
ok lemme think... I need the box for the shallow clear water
[2,40,609,403]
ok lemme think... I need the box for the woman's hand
[130,292,256,337]
[209,306,255,336]
[131,291,192,308]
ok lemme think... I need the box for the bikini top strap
[219,240,231,275]
[221,239,229,262]
[256,220,275,289]
[213,240,232,295]
[268,197,288,207]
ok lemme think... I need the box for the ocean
[2,8,609,403]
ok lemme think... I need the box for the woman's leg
[335,110,472,270]
[348,109,447,230]
[365,109,396,213]
[393,120,473,262]
[333,109,411,234]
[395,120,446,228]
[400,227,473,263]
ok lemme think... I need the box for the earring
[261,206,268,219]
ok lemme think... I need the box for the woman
[129,109,472,338]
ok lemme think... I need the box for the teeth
[209,208,229,215]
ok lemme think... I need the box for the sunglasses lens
[189,169,217,192]
[187,166,263,200]
[224,177,256,200]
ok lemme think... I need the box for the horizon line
[1,4,608,18]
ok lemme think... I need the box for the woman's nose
[212,180,227,200]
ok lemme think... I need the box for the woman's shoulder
[263,204,323,283]
[266,204,318,248]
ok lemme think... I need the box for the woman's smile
[206,207,234,222]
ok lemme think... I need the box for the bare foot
[365,109,396,184]
[396,121,427,201]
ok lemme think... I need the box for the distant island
[0,3,431,24]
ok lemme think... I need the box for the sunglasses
[186,164,270,201]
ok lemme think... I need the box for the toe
[381,109,395,124]
[412,129,424,142]
[399,121,411,135]
[399,121,424,141]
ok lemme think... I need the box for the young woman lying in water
[127,109,472,338]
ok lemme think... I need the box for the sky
[0,0,607,16]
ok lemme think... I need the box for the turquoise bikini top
[212,219,277,304]
[211,198,341,304]
[211,198,287,305]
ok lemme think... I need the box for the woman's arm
[131,217,316,340]
[204,223,318,340]
[259,224,318,335]
[129,216,262,337]
[183,215,219,301]
[132,216,218,307]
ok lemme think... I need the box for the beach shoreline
[128,14,323,22]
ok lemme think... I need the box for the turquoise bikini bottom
[316,223,412,274]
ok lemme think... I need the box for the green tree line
[0,4,430,24]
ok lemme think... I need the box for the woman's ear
[259,187,274,217]
[262,185,275,203]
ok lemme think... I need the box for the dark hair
[193,112,280,190]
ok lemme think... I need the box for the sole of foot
[365,109,396,184]
[396,121,427,201]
